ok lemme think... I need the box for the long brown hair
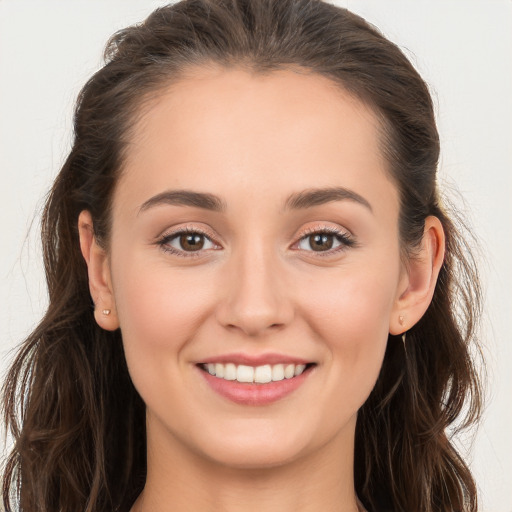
[2,1,483,511]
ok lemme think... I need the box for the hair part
[2,1,483,511]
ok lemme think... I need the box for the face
[105,67,407,469]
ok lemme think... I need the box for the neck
[133,416,362,512]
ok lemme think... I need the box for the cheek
[110,255,216,384]
[301,263,397,340]
[116,272,206,342]
[298,266,397,407]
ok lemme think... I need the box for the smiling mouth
[199,362,315,384]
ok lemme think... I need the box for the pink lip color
[197,364,313,406]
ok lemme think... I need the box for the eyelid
[156,224,222,257]
[298,224,351,237]
[292,224,356,255]
[157,224,218,242]
[155,222,355,258]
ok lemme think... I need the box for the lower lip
[198,366,313,406]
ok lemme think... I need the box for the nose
[215,244,294,337]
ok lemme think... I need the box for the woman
[1,1,483,511]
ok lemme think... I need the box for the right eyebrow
[138,190,227,214]
[284,186,373,213]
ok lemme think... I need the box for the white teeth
[271,364,285,381]
[203,362,309,383]
[224,363,237,381]
[237,364,254,383]
[215,363,224,378]
[294,364,306,376]
[284,364,295,379]
[254,365,272,384]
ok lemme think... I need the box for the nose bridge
[217,235,293,336]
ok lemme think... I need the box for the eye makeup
[155,223,357,259]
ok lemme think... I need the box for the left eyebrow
[284,186,373,213]
[138,190,227,214]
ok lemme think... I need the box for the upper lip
[198,353,313,366]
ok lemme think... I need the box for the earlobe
[390,216,445,335]
[78,210,119,331]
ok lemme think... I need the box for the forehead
[116,65,397,217]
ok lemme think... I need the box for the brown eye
[161,230,217,255]
[297,230,354,253]
[308,233,334,251]
[179,233,205,251]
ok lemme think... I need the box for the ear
[78,210,119,331]
[389,216,445,335]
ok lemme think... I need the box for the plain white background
[1,1,511,510]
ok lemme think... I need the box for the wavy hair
[2,1,483,511]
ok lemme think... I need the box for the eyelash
[157,227,219,258]
[156,225,356,258]
[295,226,356,257]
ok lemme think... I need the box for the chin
[200,437,309,470]
[185,415,349,471]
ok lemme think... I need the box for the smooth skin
[79,66,445,512]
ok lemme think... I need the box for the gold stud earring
[399,315,405,326]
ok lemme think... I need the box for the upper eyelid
[298,225,351,237]
[158,224,350,242]
[157,225,353,246]
[158,225,218,242]
[294,221,357,253]
[157,228,219,258]
[155,227,220,258]
[294,224,354,245]
[294,227,354,250]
